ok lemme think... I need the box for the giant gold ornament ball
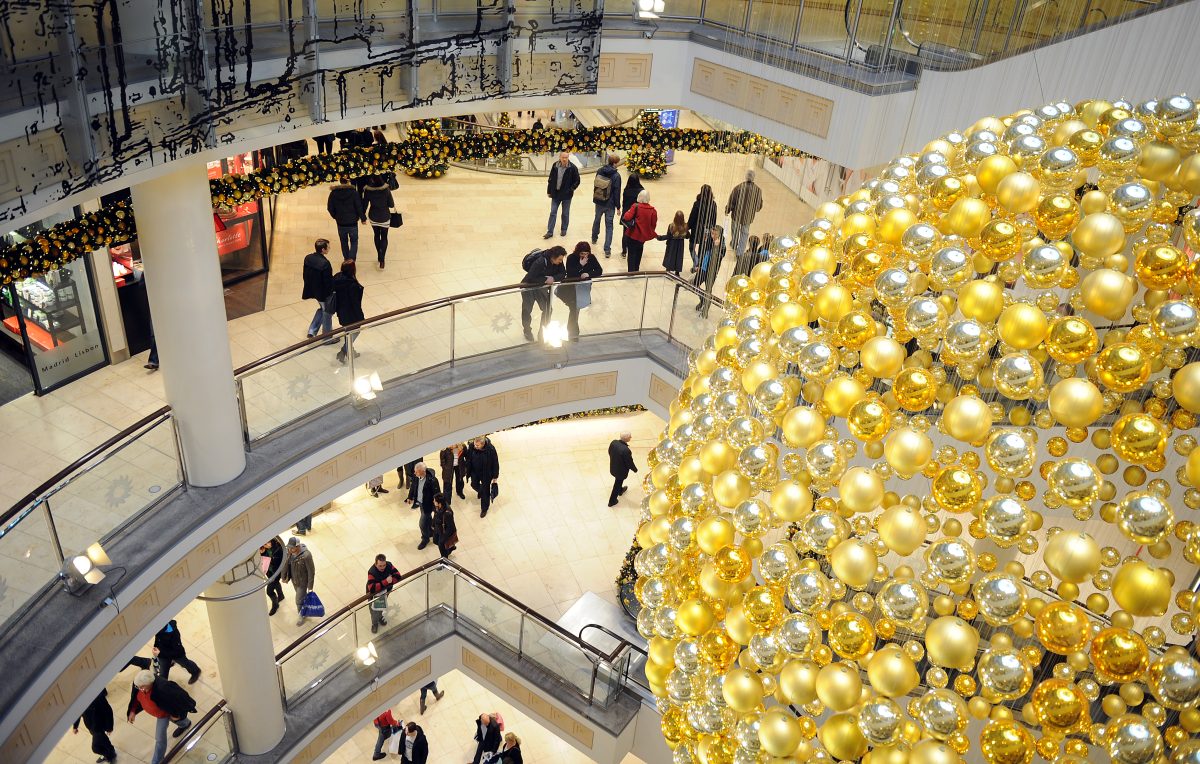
[635,94,1200,764]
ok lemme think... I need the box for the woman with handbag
[432,494,458,558]
[558,241,603,341]
[621,190,658,272]
[619,172,643,258]
[362,175,396,269]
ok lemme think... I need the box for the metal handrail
[578,623,647,658]
[160,699,228,764]
[194,561,285,603]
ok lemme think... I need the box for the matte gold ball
[861,336,906,378]
[758,708,802,757]
[884,426,933,475]
[1080,268,1135,321]
[819,713,868,761]
[1111,560,1172,616]
[877,503,928,555]
[1048,378,1104,427]
[995,171,1040,213]
[830,538,878,589]
[997,303,1048,349]
[1074,212,1126,259]
[1173,362,1200,413]
[815,662,862,711]
[867,645,921,697]
[1043,531,1101,583]
[959,280,1005,323]
[722,667,764,712]
[943,395,992,443]
[926,616,980,670]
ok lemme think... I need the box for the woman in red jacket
[621,190,658,271]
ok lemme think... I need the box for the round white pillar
[203,557,286,754]
[132,162,246,486]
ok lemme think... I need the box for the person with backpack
[621,190,658,272]
[620,172,644,258]
[127,670,197,764]
[544,152,580,239]
[519,246,567,342]
[590,153,623,258]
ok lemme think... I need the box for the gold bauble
[700,441,737,475]
[893,367,939,411]
[1034,600,1090,654]
[1096,343,1150,393]
[722,667,764,712]
[815,661,863,710]
[1080,268,1135,321]
[867,645,920,697]
[977,155,1019,193]
[1111,560,1172,616]
[947,197,991,238]
[769,479,813,522]
[1138,139,1182,181]
[1043,531,1101,583]
[713,470,752,508]
[675,598,716,636]
[909,739,963,764]
[1031,677,1085,730]
[814,284,854,322]
[979,720,1033,764]
[1081,188,1109,214]
[1045,315,1098,364]
[758,708,802,757]
[883,427,934,475]
[1074,212,1126,259]
[1172,362,1200,413]
[769,302,807,336]
[839,466,884,513]
[823,376,867,417]
[861,336,906,378]
[959,280,1005,323]
[741,359,778,394]
[996,171,1040,213]
[943,395,993,443]
[877,503,928,555]
[1091,627,1150,682]
[1110,412,1166,465]
[829,538,877,589]
[997,303,1048,349]
[697,515,736,555]
[1048,378,1104,427]
[879,207,918,245]
[781,407,826,448]
[780,659,820,704]
[926,616,979,670]
[819,713,868,761]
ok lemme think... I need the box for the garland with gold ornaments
[0,125,809,284]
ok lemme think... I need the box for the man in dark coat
[439,443,469,505]
[401,721,430,764]
[519,246,566,342]
[302,238,335,338]
[725,169,764,258]
[471,713,502,764]
[608,431,639,507]
[544,151,580,239]
[127,670,197,764]
[326,177,366,260]
[366,553,401,633]
[73,688,117,763]
[152,620,202,684]
[466,436,501,518]
[408,462,442,551]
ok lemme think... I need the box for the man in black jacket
[519,246,566,342]
[408,462,442,551]
[73,688,117,763]
[401,721,430,764]
[608,431,639,507]
[466,436,501,518]
[326,177,366,260]
[302,238,335,338]
[366,553,401,633]
[127,670,197,764]
[153,620,202,684]
[471,713,502,764]
[544,151,580,239]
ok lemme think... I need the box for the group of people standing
[370,707,522,764]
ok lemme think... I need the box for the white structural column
[132,162,246,486]
[203,557,286,754]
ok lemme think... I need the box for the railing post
[425,568,431,616]
[235,378,251,451]
[223,705,240,753]
[170,414,191,487]
[41,500,65,565]
[517,611,525,658]
[276,663,288,712]
[452,570,458,621]
[844,0,864,62]
[588,661,599,705]
[450,302,457,367]
[667,282,680,342]
[638,276,649,333]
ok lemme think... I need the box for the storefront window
[208,151,271,285]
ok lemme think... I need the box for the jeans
[546,197,572,235]
[374,726,394,756]
[520,287,551,336]
[337,224,359,260]
[420,680,440,702]
[626,239,645,271]
[730,221,751,258]
[147,337,159,366]
[293,585,311,618]
[151,715,190,764]
[338,330,359,361]
[296,514,313,532]
[307,299,334,337]
[591,205,615,253]
[372,225,389,263]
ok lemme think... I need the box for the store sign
[36,336,104,388]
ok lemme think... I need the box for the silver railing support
[449,302,457,366]
[222,705,239,754]
[42,500,65,565]
[235,378,251,452]
[276,663,288,712]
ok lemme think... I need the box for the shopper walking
[314,133,336,154]
[371,708,400,761]
[399,721,429,764]
[294,513,313,536]
[73,688,117,764]
[495,732,524,764]
[261,536,286,616]
[399,458,419,497]
[466,436,500,518]
[302,238,335,339]
[686,185,718,273]
[331,259,365,365]
[282,538,317,626]
[559,241,602,341]
[608,432,639,507]
[621,190,658,272]
[152,620,202,685]
[366,553,401,634]
[432,494,458,558]
[590,153,622,257]
[544,152,580,239]
[439,443,469,504]
[409,462,442,551]
[471,713,503,764]
[725,170,763,259]
[658,210,688,276]
[695,225,728,319]
[127,670,196,764]
[519,245,566,342]
[419,680,445,714]
[326,177,366,260]
[362,175,397,269]
[735,234,761,277]
[620,172,644,258]
[368,475,389,497]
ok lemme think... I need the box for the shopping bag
[576,282,592,309]
[300,590,326,618]
[370,594,389,612]
[387,729,402,754]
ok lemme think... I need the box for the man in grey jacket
[725,169,763,259]
[590,153,623,258]
[282,538,317,626]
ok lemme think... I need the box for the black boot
[269,598,279,616]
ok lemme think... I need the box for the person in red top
[372,708,401,760]
[620,190,658,272]
[127,670,196,764]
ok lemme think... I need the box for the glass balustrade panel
[356,308,452,388]
[278,615,358,703]
[518,617,596,699]
[170,713,234,764]
[455,579,523,653]
[240,341,357,441]
[354,571,430,643]
[0,506,60,623]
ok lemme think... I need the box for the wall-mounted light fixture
[59,543,111,593]
[542,320,570,349]
[356,641,379,668]
[352,372,383,404]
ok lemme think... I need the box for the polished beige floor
[49,409,661,764]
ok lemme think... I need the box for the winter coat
[281,545,316,591]
[621,177,644,216]
[593,164,622,209]
[622,202,658,243]
[301,252,334,302]
[404,728,430,764]
[75,689,114,735]
[521,254,566,285]
[475,718,502,753]
[559,252,603,308]
[658,228,687,272]
[331,272,365,326]
[496,745,524,764]
[609,439,638,479]
[697,234,728,294]
[127,677,197,719]
[725,180,763,226]
[262,538,285,577]
[466,440,500,486]
[153,620,189,662]
[546,162,581,201]
[687,194,718,242]
[362,183,395,227]
[375,710,400,731]
[433,506,458,548]
[408,472,443,513]
[366,561,401,596]
[440,446,468,482]
[326,183,365,226]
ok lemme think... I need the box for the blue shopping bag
[300,590,326,618]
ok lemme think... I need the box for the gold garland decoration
[0,125,808,285]
[636,94,1200,764]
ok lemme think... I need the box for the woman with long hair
[657,210,688,276]
[620,172,645,258]
[686,184,717,273]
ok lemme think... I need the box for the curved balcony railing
[162,559,649,763]
[0,273,719,635]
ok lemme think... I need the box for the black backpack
[521,249,545,272]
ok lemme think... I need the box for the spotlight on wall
[542,320,570,349]
[59,543,111,593]
[352,372,382,405]
[355,641,379,668]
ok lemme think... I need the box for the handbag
[576,282,592,309]
[390,211,403,228]
[490,482,499,500]
[387,730,402,755]
[386,172,399,191]
[300,590,326,618]
[621,205,638,231]
[370,593,388,611]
